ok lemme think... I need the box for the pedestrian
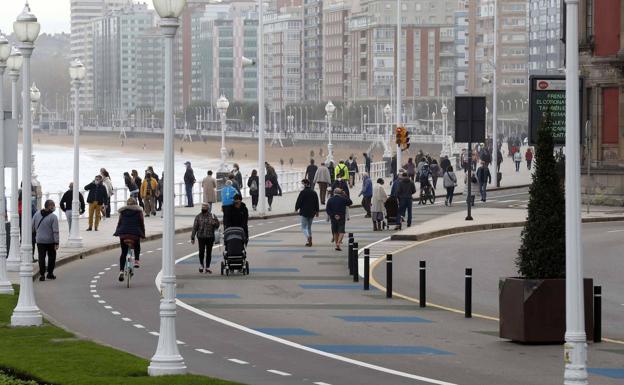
[313,161,331,205]
[476,161,491,202]
[430,159,441,189]
[334,160,349,182]
[347,155,359,187]
[124,172,139,199]
[100,168,113,218]
[396,172,416,228]
[525,148,533,170]
[191,203,220,274]
[183,161,196,207]
[363,152,371,174]
[404,158,416,181]
[140,172,158,217]
[513,150,521,172]
[440,156,451,174]
[225,194,249,243]
[443,166,458,206]
[228,174,241,194]
[295,179,319,247]
[265,163,281,211]
[84,175,107,231]
[221,180,237,227]
[460,149,468,172]
[305,159,318,185]
[157,172,164,214]
[416,157,427,180]
[328,160,336,184]
[202,170,217,210]
[466,171,479,207]
[131,170,143,208]
[330,176,350,198]
[32,199,59,281]
[358,172,373,218]
[232,163,243,189]
[325,188,352,251]
[113,197,145,281]
[247,170,259,211]
[59,182,85,232]
[371,178,387,231]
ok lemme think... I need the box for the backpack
[250,179,258,191]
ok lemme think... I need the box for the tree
[516,112,565,279]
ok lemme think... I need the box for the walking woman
[247,169,259,211]
[191,203,220,274]
[265,162,281,211]
[371,178,387,231]
[100,168,113,218]
[443,166,457,206]
[131,170,143,207]
[124,172,139,199]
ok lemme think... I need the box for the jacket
[202,176,217,203]
[233,169,243,189]
[514,151,522,162]
[60,189,85,214]
[476,166,491,185]
[191,212,220,240]
[334,163,349,180]
[443,171,457,188]
[113,205,145,238]
[265,174,281,197]
[405,161,416,176]
[359,177,373,198]
[141,178,159,198]
[305,164,318,181]
[221,185,237,207]
[184,168,196,185]
[313,166,331,184]
[347,159,358,174]
[102,177,113,198]
[326,194,353,218]
[295,187,320,218]
[395,178,416,200]
[32,209,59,244]
[330,179,350,198]
[247,176,259,196]
[226,203,249,240]
[84,182,107,203]
[371,183,388,213]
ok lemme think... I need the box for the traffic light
[402,128,410,151]
[395,126,404,145]
[395,126,410,151]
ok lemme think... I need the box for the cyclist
[419,163,432,199]
[113,197,145,281]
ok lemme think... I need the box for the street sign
[454,96,486,143]
[528,75,584,145]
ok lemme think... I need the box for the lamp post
[0,33,13,294]
[432,111,436,135]
[383,104,392,159]
[11,1,43,327]
[148,0,187,376]
[491,0,499,190]
[563,0,587,383]
[216,95,229,172]
[67,59,86,248]
[395,0,402,175]
[325,100,335,164]
[6,47,22,272]
[440,104,449,157]
[256,0,267,215]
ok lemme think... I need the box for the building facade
[322,1,351,101]
[528,0,564,75]
[303,0,324,102]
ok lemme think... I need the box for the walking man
[359,172,373,218]
[141,173,158,217]
[32,200,59,281]
[347,156,359,188]
[84,175,107,231]
[476,161,492,202]
[513,150,521,172]
[59,182,85,232]
[184,161,196,207]
[326,188,352,251]
[363,152,371,174]
[202,170,217,210]
[305,159,318,186]
[396,172,416,228]
[525,148,533,170]
[313,161,331,205]
[295,179,319,247]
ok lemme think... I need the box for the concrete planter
[499,277,594,343]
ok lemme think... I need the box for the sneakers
[46,274,56,280]
[268,206,272,211]
[199,266,204,273]
[118,272,124,282]
[305,237,312,247]
[39,276,45,281]
[134,260,140,268]
[86,227,92,231]
[206,269,212,274]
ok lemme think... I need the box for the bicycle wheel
[429,189,436,204]
[419,190,426,205]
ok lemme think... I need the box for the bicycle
[122,239,135,288]
[419,183,436,205]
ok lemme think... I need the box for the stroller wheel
[225,268,230,276]
[220,262,225,276]
[245,261,250,275]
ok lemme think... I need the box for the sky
[0,0,71,35]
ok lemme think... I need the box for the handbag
[212,215,221,244]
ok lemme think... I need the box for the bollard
[353,242,359,282]
[363,248,370,290]
[348,239,354,275]
[419,261,426,308]
[465,268,472,318]
[594,285,602,343]
[386,254,393,298]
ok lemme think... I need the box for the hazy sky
[0,1,71,35]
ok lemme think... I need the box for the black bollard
[348,238,354,275]
[353,242,359,282]
[419,261,426,308]
[386,254,393,298]
[363,248,370,290]
[594,285,602,343]
[465,268,472,318]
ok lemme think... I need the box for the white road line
[498,199,518,203]
[111,263,118,267]
[195,348,213,354]
[314,382,332,385]
[156,247,162,250]
[267,370,291,376]
[90,290,97,293]
[104,267,111,271]
[89,285,96,288]
[176,340,185,345]
[147,250,154,253]
[98,271,105,275]
[228,358,248,365]
[121,317,132,322]
[90,279,97,283]
[607,229,624,233]
[111,311,121,315]
[92,294,100,298]
[149,331,160,336]
[104,306,112,309]
[133,324,145,329]
[177,242,184,245]
[97,300,106,304]
[267,221,273,224]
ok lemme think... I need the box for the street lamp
[6,47,23,272]
[325,100,335,164]
[148,0,187,376]
[383,104,392,159]
[11,1,43,327]
[440,104,449,157]
[216,94,229,172]
[67,59,86,248]
[0,33,13,295]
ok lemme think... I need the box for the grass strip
[0,288,242,385]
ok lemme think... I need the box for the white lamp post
[563,0,587,383]
[67,59,86,248]
[6,47,22,272]
[440,104,449,157]
[257,0,266,215]
[148,0,187,376]
[491,0,499,187]
[325,100,335,164]
[11,1,43,327]
[432,111,436,135]
[383,104,392,159]
[395,0,402,175]
[0,33,13,295]
[216,95,229,172]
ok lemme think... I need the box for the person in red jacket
[525,148,534,170]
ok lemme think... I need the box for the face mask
[201,209,208,213]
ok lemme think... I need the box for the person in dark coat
[264,163,281,211]
[183,161,196,207]
[131,170,143,208]
[191,203,220,274]
[295,179,319,247]
[305,159,318,188]
[326,188,352,251]
[59,182,85,232]
[32,200,59,281]
[113,197,145,281]
[84,175,107,231]
[476,161,492,202]
[247,170,260,211]
[363,152,371,174]
[225,194,249,243]
[396,172,416,228]
[358,172,373,218]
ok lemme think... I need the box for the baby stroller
[220,227,249,276]
[384,196,402,230]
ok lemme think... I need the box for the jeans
[88,202,102,229]
[527,160,532,170]
[479,183,487,201]
[66,210,73,231]
[300,216,314,238]
[197,237,215,267]
[186,184,194,207]
[119,239,141,271]
[446,187,455,204]
[251,193,259,208]
[398,198,413,226]
[515,161,520,172]
[37,243,57,277]
[104,195,111,218]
